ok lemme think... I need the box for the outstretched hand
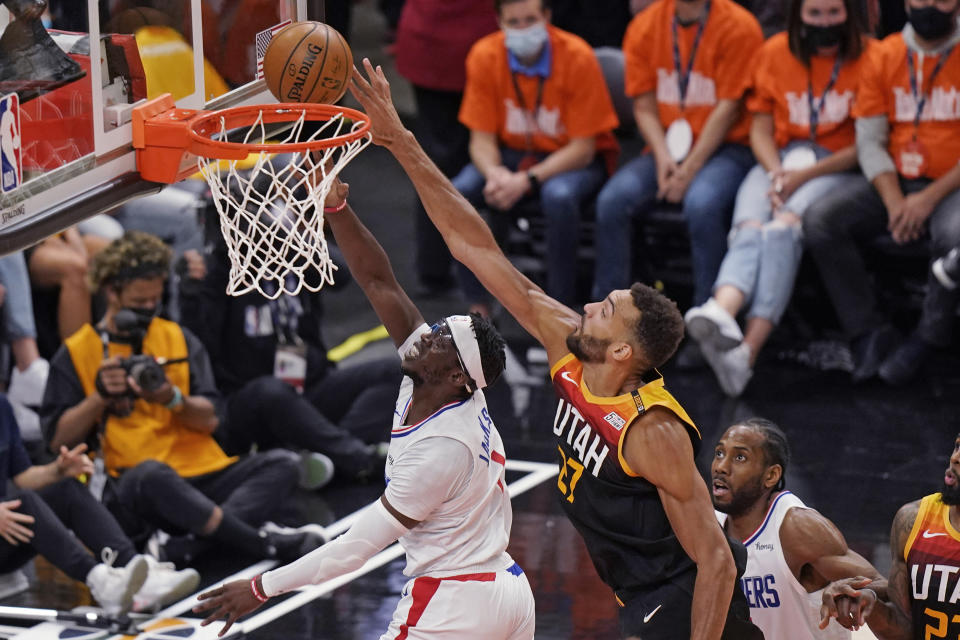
[194,579,264,637]
[349,58,407,148]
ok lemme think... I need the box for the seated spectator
[593,0,763,309]
[454,0,619,311]
[818,432,960,637]
[803,0,960,385]
[684,0,873,396]
[178,236,399,485]
[26,226,92,343]
[0,252,49,441]
[0,393,198,615]
[712,417,885,638]
[39,231,322,567]
[394,0,498,294]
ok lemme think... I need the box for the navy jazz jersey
[550,353,701,598]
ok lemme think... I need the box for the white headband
[445,315,488,391]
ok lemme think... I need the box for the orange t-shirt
[854,32,960,179]
[623,0,763,145]
[749,33,876,153]
[459,26,620,164]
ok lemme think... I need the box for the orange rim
[186,103,371,158]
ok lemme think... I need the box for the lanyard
[806,56,843,142]
[510,72,546,154]
[906,46,954,130]
[671,0,711,112]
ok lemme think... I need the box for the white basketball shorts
[379,562,535,639]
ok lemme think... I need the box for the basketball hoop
[132,94,371,299]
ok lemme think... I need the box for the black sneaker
[260,522,327,563]
[851,325,901,383]
[878,333,932,386]
[933,248,960,290]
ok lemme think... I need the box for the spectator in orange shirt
[684,0,874,397]
[803,0,960,385]
[453,0,619,312]
[593,0,763,311]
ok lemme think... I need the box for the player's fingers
[218,614,238,637]
[196,588,223,601]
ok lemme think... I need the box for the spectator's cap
[445,315,488,391]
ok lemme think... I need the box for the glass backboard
[0,0,324,253]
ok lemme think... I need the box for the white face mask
[504,22,549,60]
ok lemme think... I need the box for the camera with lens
[120,355,169,393]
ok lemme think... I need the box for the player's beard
[401,364,424,387]
[941,481,960,505]
[566,332,611,364]
[714,478,767,517]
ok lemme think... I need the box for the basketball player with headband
[194,176,535,639]
[349,59,762,640]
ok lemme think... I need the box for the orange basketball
[262,21,352,104]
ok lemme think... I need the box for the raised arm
[624,407,736,640]
[322,182,423,346]
[349,59,555,346]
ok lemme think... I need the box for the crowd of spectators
[0,0,958,620]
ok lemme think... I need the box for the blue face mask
[504,22,549,60]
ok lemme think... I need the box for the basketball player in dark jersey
[819,433,960,639]
[350,61,762,640]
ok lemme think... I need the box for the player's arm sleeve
[260,499,407,596]
[260,438,473,596]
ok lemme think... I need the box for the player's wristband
[324,200,348,213]
[163,385,184,411]
[250,576,269,603]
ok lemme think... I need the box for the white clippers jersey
[386,325,514,578]
[718,492,850,640]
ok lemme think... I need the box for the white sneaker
[85,549,148,617]
[0,569,29,599]
[298,451,335,490]
[9,399,42,442]
[132,555,200,613]
[708,343,753,397]
[7,358,49,408]
[684,299,743,352]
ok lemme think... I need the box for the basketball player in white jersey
[712,418,885,639]
[193,179,535,639]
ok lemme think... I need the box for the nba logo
[0,93,21,194]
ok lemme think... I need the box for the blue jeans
[452,148,607,307]
[0,251,37,340]
[715,144,869,324]
[593,143,755,304]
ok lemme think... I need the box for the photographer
[39,232,322,567]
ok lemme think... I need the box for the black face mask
[802,22,845,50]
[909,5,957,41]
[116,306,159,334]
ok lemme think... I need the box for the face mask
[116,305,160,334]
[802,22,845,49]
[504,22,548,60]
[909,5,957,41]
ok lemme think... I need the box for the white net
[196,108,371,298]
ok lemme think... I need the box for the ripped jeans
[713,144,869,324]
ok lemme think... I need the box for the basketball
[262,21,353,105]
